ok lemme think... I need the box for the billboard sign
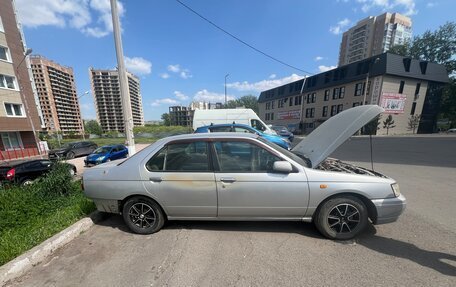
[277,110,301,120]
[379,93,407,114]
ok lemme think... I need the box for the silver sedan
[83,106,406,240]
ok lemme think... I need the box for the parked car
[83,105,406,240]
[447,128,456,133]
[0,159,76,186]
[194,123,291,150]
[84,145,128,166]
[271,125,294,142]
[48,141,98,160]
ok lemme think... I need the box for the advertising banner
[379,93,407,114]
[277,110,301,120]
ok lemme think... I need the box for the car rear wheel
[66,152,75,159]
[21,178,34,186]
[314,196,368,240]
[122,196,165,234]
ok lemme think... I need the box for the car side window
[146,141,210,172]
[213,141,281,172]
[251,119,266,131]
[73,143,82,148]
[209,126,232,132]
[234,127,255,134]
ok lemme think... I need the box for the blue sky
[16,0,455,120]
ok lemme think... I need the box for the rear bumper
[371,194,406,224]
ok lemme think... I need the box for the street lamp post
[78,91,89,140]
[16,48,42,157]
[224,74,229,106]
[362,57,380,105]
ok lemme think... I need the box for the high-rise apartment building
[338,12,412,66]
[89,68,144,132]
[0,0,44,160]
[30,55,83,135]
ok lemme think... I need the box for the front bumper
[371,194,406,224]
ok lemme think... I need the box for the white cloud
[193,90,235,103]
[269,74,277,79]
[318,65,337,72]
[160,73,170,79]
[124,56,152,76]
[226,74,304,92]
[426,2,436,8]
[151,98,179,107]
[314,56,324,61]
[166,64,192,79]
[167,64,181,73]
[329,18,351,35]
[174,91,188,101]
[356,0,417,16]
[15,0,125,38]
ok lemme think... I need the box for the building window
[0,74,17,90]
[289,97,293,106]
[278,99,284,108]
[339,87,345,99]
[324,90,329,101]
[322,106,328,117]
[410,102,417,115]
[332,88,340,100]
[311,93,316,103]
[305,108,315,118]
[353,102,361,107]
[399,81,405,94]
[0,46,11,62]
[0,16,4,33]
[337,104,344,113]
[4,103,24,117]
[1,132,23,150]
[271,101,275,109]
[331,105,337,116]
[414,83,421,97]
[265,113,270,120]
[355,83,363,96]
[294,95,302,106]
[306,93,316,104]
[270,113,274,120]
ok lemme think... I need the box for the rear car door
[142,140,217,218]
[213,139,309,218]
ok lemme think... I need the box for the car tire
[66,152,75,159]
[21,178,34,186]
[69,168,76,177]
[122,196,165,234]
[314,196,368,240]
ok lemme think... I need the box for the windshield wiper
[292,152,312,168]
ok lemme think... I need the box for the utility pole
[224,74,229,106]
[298,75,308,133]
[110,0,135,155]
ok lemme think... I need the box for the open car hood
[292,105,384,168]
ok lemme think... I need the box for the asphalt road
[6,136,456,287]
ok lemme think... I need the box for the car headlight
[391,183,401,197]
[97,156,106,162]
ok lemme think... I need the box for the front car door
[213,139,309,218]
[142,140,217,218]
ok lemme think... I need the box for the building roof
[258,52,449,103]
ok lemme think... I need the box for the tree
[224,95,259,114]
[362,115,381,135]
[408,114,421,134]
[388,22,456,74]
[161,113,170,126]
[440,78,456,128]
[84,120,102,135]
[382,115,396,135]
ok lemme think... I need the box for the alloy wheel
[128,203,156,229]
[327,203,360,234]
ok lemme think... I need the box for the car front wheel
[122,196,165,234]
[314,196,368,240]
[66,151,75,159]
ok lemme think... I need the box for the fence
[0,147,47,161]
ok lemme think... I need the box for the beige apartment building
[339,12,412,66]
[258,53,448,135]
[0,0,44,160]
[30,55,83,135]
[89,68,144,132]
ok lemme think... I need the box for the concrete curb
[0,211,107,286]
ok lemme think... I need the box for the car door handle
[149,177,162,183]
[220,177,236,183]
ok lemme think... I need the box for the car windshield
[61,142,75,149]
[257,137,310,168]
[93,147,111,154]
[272,126,287,131]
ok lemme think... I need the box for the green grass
[0,164,95,266]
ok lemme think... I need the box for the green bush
[0,165,95,265]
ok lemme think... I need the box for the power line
[174,0,313,75]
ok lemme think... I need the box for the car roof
[163,132,258,141]
[199,123,253,129]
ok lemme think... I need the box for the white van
[192,109,276,134]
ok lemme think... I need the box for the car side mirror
[272,161,293,173]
